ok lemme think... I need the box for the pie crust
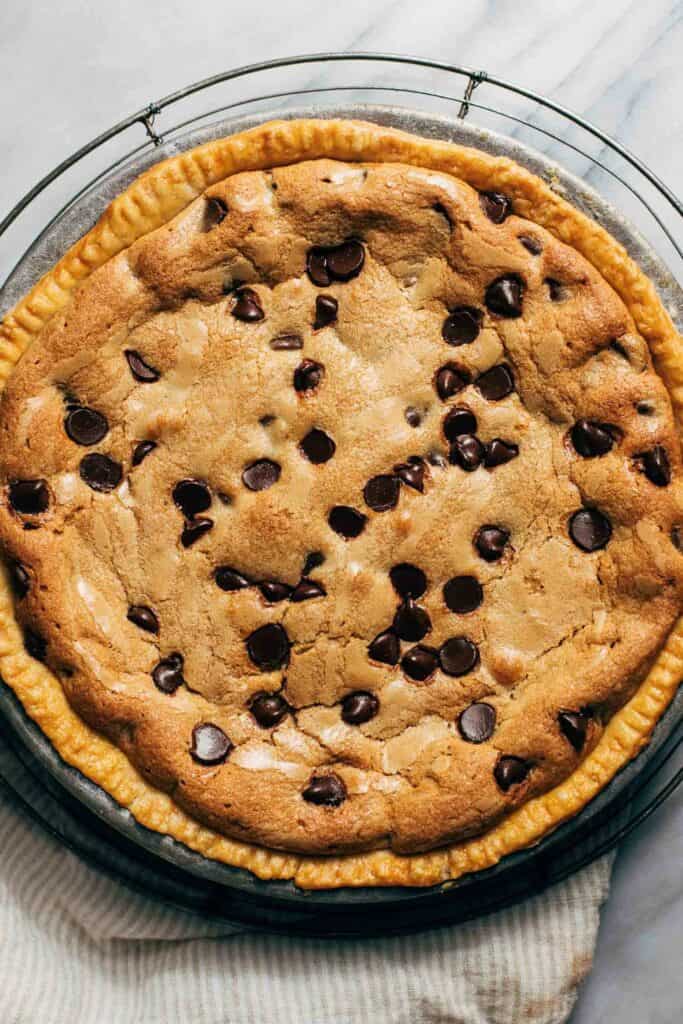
[1,118,682,888]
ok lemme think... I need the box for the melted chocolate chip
[479,191,512,223]
[443,575,483,614]
[173,479,211,517]
[449,434,485,472]
[329,505,367,539]
[152,653,185,694]
[435,364,469,400]
[270,334,303,351]
[494,756,530,791]
[364,474,400,512]
[8,479,49,515]
[302,551,324,575]
[404,406,422,428]
[341,691,379,725]
[314,295,338,329]
[8,560,30,599]
[568,508,612,552]
[181,517,213,547]
[390,563,427,599]
[443,406,477,442]
[246,622,290,670]
[439,636,479,676]
[306,241,365,286]
[368,629,400,665]
[570,420,616,458]
[546,278,566,301]
[442,306,483,345]
[302,773,347,806]
[291,578,326,602]
[484,439,519,468]
[476,364,515,401]
[64,407,108,446]
[242,459,281,491]
[132,440,157,466]
[125,349,160,383]
[294,359,324,393]
[259,580,292,603]
[394,459,425,492]
[401,644,438,681]
[393,598,431,642]
[232,287,264,322]
[635,446,671,487]
[428,450,449,469]
[558,710,590,752]
[79,454,122,492]
[24,628,46,662]
[458,702,496,743]
[127,604,159,633]
[203,195,227,228]
[215,567,251,592]
[300,429,336,464]
[190,723,233,765]
[485,275,524,318]
[250,692,290,728]
[474,525,510,562]
[519,234,543,255]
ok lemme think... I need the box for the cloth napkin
[0,737,612,1024]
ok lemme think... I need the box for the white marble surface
[1,1,681,1021]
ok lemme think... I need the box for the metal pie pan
[0,104,681,926]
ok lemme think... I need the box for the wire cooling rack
[0,53,681,935]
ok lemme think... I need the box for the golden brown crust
[0,118,682,887]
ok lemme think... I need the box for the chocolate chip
[443,406,477,442]
[64,407,108,446]
[270,334,303,350]
[127,604,159,633]
[401,645,438,681]
[246,622,290,670]
[368,629,400,665]
[558,710,589,752]
[635,446,671,487]
[190,723,232,765]
[435,364,469,400]
[8,479,50,515]
[232,287,264,322]
[294,359,324,393]
[24,628,46,662]
[125,349,160,383]
[250,692,290,728]
[8,560,30,599]
[329,505,367,538]
[291,578,326,602]
[394,459,425,492]
[79,454,122,492]
[428,450,449,469]
[259,415,276,427]
[494,756,530,791]
[474,525,510,562]
[476,364,515,401]
[568,508,612,552]
[364,474,400,512]
[390,563,427,599]
[672,526,683,552]
[570,419,616,458]
[181,517,213,547]
[173,478,211,517]
[302,551,324,574]
[302,773,347,806]
[259,580,292,603]
[306,247,331,287]
[442,306,483,345]
[636,400,654,416]
[444,575,483,614]
[314,295,338,329]
[404,406,422,428]
[215,567,251,591]
[393,598,431,642]
[479,191,512,223]
[484,439,519,468]
[458,702,496,743]
[300,429,336,464]
[204,195,227,228]
[242,459,281,491]
[341,691,379,725]
[439,636,479,676]
[326,240,365,281]
[485,275,524,318]
[217,492,232,506]
[152,652,185,693]
[132,440,157,466]
[546,278,566,301]
[519,234,543,255]
[449,434,484,472]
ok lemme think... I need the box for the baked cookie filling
[0,119,681,886]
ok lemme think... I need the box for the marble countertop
[1,1,681,1021]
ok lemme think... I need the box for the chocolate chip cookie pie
[1,119,682,888]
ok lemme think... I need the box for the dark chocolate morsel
[568,508,612,552]
[326,240,365,281]
[328,505,367,539]
[246,622,290,670]
[483,439,519,468]
[439,636,479,677]
[190,723,233,765]
[300,429,336,464]
[443,406,477,442]
[270,334,303,350]
[394,459,425,492]
[306,246,331,286]
[127,604,159,633]
[401,644,438,681]
[519,234,543,255]
[393,598,431,642]
[242,459,281,491]
[443,575,483,614]
[635,445,671,487]
[24,628,46,662]
[132,440,157,466]
[485,275,524,318]
[203,195,227,228]
[390,563,427,599]
[152,652,185,694]
[404,406,422,428]
[291,578,326,602]
[302,551,324,575]
[294,359,324,393]
[314,295,338,329]
[368,629,400,665]
[546,278,566,301]
[364,474,400,512]
[8,479,50,515]
[494,755,531,791]
[125,349,160,383]
[181,517,213,547]
[302,773,347,806]
[64,407,108,446]
[458,702,496,743]
[476,363,515,401]
[449,434,485,472]
[442,306,483,345]
[232,287,264,322]
[259,580,292,603]
[8,560,30,599]
[570,419,616,458]
[250,692,290,728]
[341,691,379,725]
[79,454,122,492]
[474,525,510,562]
[435,364,469,400]
[173,478,211,517]
[558,710,590,752]
[479,191,512,223]
[215,567,251,592]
